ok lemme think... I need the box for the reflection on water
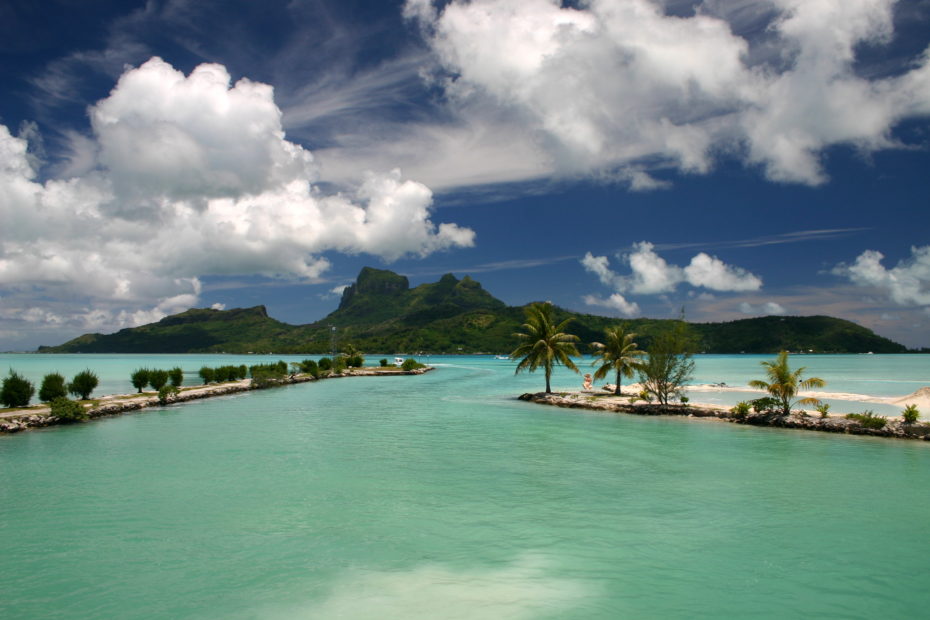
[259,553,591,620]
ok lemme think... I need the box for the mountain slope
[38,268,907,354]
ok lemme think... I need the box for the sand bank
[605,382,930,410]
[520,390,930,442]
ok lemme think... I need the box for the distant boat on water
[394,356,405,366]
[495,355,510,360]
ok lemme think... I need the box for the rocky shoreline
[519,392,930,441]
[0,367,432,434]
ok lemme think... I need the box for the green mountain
[38,267,907,354]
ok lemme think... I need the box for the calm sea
[2,354,929,618]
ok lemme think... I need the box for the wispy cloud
[281,51,434,132]
[651,228,871,252]
[401,254,579,279]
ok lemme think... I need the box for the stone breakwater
[0,367,432,434]
[519,392,930,442]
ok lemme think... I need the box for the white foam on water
[260,553,592,620]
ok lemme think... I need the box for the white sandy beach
[591,382,930,419]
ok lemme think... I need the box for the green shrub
[731,401,751,419]
[750,397,781,413]
[50,397,86,421]
[68,370,99,400]
[39,372,68,402]
[902,404,920,424]
[211,365,245,382]
[845,411,887,429]
[148,369,169,391]
[318,357,332,371]
[401,358,425,371]
[680,396,689,406]
[198,366,215,384]
[332,357,347,373]
[1,370,34,408]
[379,358,389,367]
[299,359,320,378]
[249,362,288,379]
[638,389,653,404]
[131,368,150,393]
[168,367,184,388]
[815,403,831,419]
[158,385,179,405]
[250,369,286,389]
[346,354,365,368]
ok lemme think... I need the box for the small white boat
[394,356,405,366]
[495,355,510,360]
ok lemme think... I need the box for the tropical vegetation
[131,368,150,392]
[49,397,86,421]
[37,268,906,355]
[158,385,180,404]
[68,370,99,400]
[198,366,215,384]
[401,358,425,371]
[590,325,644,396]
[846,411,887,429]
[38,372,68,402]
[637,319,695,406]
[511,301,580,393]
[168,367,184,387]
[1,370,35,408]
[748,351,825,415]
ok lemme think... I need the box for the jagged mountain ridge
[38,267,907,354]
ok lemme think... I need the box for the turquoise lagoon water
[2,354,930,619]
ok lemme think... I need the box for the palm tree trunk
[545,366,552,393]
[615,368,622,395]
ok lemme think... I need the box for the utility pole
[330,325,337,360]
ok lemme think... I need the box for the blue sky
[1,0,929,350]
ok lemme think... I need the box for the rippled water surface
[2,354,929,618]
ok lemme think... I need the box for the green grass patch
[845,411,887,429]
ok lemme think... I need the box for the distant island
[38,267,907,354]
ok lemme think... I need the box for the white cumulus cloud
[684,252,763,292]
[0,57,474,342]
[400,0,930,188]
[583,293,641,317]
[833,246,930,307]
[739,301,787,316]
[581,242,761,298]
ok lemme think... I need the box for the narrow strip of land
[520,390,930,441]
[0,367,432,434]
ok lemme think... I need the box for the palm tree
[748,351,825,415]
[591,325,644,396]
[511,302,580,393]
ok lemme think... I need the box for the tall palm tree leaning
[748,351,825,415]
[591,325,644,396]
[511,302,580,393]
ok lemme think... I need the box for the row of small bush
[1,369,99,408]
[249,361,290,389]
[198,365,249,384]
[130,367,185,393]
[375,358,425,371]
[729,399,921,427]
